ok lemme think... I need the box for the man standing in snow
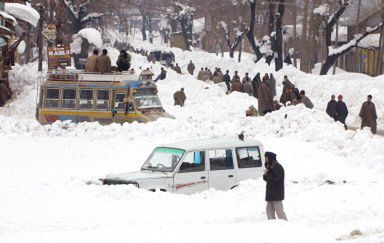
[231,71,241,83]
[252,73,261,98]
[335,95,348,130]
[326,95,337,120]
[359,95,377,134]
[263,152,287,221]
[241,73,253,96]
[174,63,182,74]
[173,88,186,107]
[257,77,274,115]
[197,68,204,80]
[85,49,99,72]
[299,90,314,109]
[187,60,195,75]
[267,73,277,98]
[223,70,231,93]
[96,49,112,73]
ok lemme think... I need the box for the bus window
[114,92,126,110]
[97,90,110,110]
[79,89,94,110]
[62,89,76,109]
[44,88,60,108]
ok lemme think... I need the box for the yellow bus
[36,70,173,125]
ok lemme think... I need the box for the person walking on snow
[223,70,231,93]
[335,95,348,130]
[359,95,377,134]
[187,60,195,75]
[326,95,337,120]
[197,68,204,80]
[173,88,186,107]
[174,63,182,74]
[263,152,287,221]
[266,73,277,97]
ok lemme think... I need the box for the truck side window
[44,88,60,108]
[179,151,205,173]
[79,89,94,110]
[209,149,234,171]
[62,89,76,109]
[96,90,110,110]
[114,93,126,110]
[236,147,262,168]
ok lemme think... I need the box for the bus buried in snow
[36,70,173,125]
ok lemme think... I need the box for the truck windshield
[142,147,185,172]
[134,95,162,109]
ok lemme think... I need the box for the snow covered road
[1,38,384,242]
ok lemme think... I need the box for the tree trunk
[354,0,362,72]
[148,15,153,44]
[301,0,309,72]
[37,5,44,72]
[333,22,339,75]
[246,0,263,62]
[268,0,275,35]
[274,0,285,71]
[238,39,242,63]
[141,15,147,41]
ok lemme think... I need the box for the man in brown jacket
[97,49,112,73]
[258,77,274,116]
[359,95,378,134]
[174,63,182,74]
[187,60,195,75]
[174,88,186,107]
[85,49,99,72]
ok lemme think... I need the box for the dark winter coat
[266,76,277,97]
[335,100,348,123]
[174,65,182,74]
[116,54,130,72]
[263,161,285,202]
[187,63,195,75]
[326,100,337,119]
[359,101,377,134]
[174,90,186,106]
[258,82,274,115]
[252,75,261,98]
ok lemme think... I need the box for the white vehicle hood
[105,170,171,182]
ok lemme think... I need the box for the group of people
[85,49,131,73]
[326,94,378,134]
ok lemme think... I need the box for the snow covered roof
[162,138,263,151]
[4,3,40,27]
[193,18,205,34]
[78,28,103,48]
[0,10,18,25]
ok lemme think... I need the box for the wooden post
[354,0,362,73]
[376,1,384,76]
[37,5,44,72]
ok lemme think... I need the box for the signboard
[42,24,56,42]
[48,46,71,69]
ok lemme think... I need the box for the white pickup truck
[101,138,265,194]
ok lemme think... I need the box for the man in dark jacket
[154,67,167,82]
[263,152,287,221]
[223,70,231,93]
[252,73,261,98]
[335,95,348,130]
[326,95,337,120]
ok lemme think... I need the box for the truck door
[174,151,208,194]
[207,149,237,191]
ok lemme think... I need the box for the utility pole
[354,0,362,73]
[293,0,297,68]
[376,0,384,76]
[37,4,44,72]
